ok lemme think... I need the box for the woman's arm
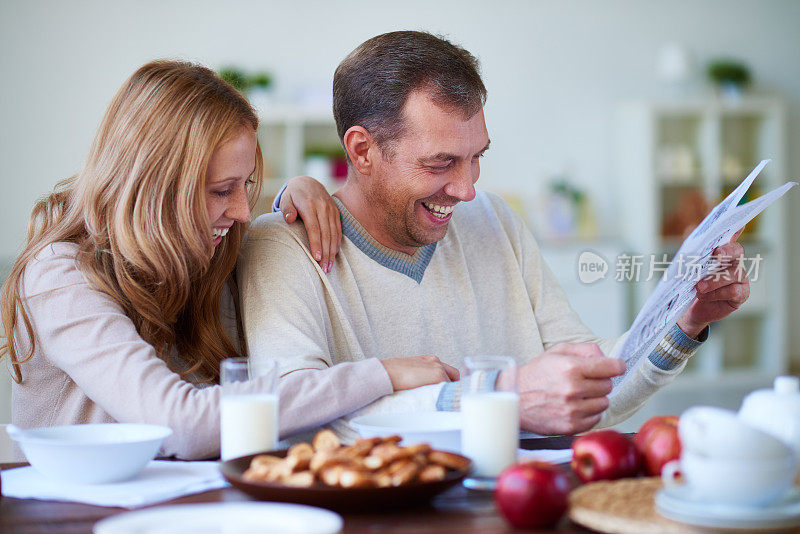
[17,244,390,459]
[273,176,342,274]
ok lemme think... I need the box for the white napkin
[0,460,228,509]
[518,448,573,465]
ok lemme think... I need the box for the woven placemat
[568,477,705,534]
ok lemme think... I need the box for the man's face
[364,90,490,254]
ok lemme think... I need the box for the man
[239,31,749,441]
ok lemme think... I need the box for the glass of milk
[461,355,519,490]
[220,357,279,461]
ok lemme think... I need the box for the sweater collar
[333,197,437,284]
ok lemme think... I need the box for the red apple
[633,415,681,476]
[571,430,641,483]
[494,461,570,529]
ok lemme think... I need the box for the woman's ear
[343,126,374,175]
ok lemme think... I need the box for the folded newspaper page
[611,160,797,388]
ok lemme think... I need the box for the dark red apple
[494,461,570,529]
[633,415,681,476]
[571,429,640,483]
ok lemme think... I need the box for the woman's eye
[213,189,233,197]
[245,178,256,186]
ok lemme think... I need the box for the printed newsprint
[612,160,798,388]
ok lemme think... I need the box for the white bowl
[350,412,462,452]
[6,423,172,484]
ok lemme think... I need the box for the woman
[0,60,456,459]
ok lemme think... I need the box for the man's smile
[422,201,455,219]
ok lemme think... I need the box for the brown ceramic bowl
[219,449,472,512]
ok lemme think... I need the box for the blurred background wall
[1,0,798,425]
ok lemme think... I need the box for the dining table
[0,435,597,534]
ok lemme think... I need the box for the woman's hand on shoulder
[280,175,342,273]
[380,355,460,392]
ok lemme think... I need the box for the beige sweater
[239,191,696,443]
[11,242,393,459]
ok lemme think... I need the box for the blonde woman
[0,60,456,459]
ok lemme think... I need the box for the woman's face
[205,127,258,247]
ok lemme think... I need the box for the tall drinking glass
[220,357,279,461]
[461,355,519,490]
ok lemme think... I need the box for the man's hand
[677,235,750,338]
[517,343,625,435]
[280,175,343,273]
[381,355,460,392]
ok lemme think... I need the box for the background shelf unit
[254,105,343,217]
[614,97,788,408]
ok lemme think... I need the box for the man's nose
[227,187,251,223]
[444,163,477,202]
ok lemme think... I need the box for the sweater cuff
[436,370,501,412]
[648,323,708,371]
[272,183,288,213]
[437,381,461,411]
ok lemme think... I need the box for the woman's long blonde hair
[0,59,263,383]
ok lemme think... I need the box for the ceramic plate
[350,411,462,452]
[656,484,800,530]
[219,449,471,511]
[93,502,342,534]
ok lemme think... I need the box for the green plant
[707,60,750,87]
[550,179,585,204]
[304,145,346,159]
[218,67,250,93]
[249,72,273,89]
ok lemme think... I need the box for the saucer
[93,502,342,534]
[656,484,800,530]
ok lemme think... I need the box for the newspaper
[612,160,798,388]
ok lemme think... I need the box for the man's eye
[429,162,453,172]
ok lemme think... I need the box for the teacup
[665,406,799,507]
[662,451,797,506]
[679,406,792,460]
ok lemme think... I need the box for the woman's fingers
[279,192,298,224]
[442,361,460,382]
[301,208,324,263]
[329,202,342,267]
[316,201,332,272]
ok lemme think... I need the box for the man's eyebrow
[418,140,492,164]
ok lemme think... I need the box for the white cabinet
[254,105,343,216]
[615,97,788,390]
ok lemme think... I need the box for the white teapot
[739,376,800,457]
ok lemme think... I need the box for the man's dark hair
[333,31,487,155]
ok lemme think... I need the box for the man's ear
[343,126,374,175]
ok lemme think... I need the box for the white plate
[93,502,342,534]
[656,484,800,530]
[350,411,461,452]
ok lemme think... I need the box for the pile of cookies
[242,429,470,488]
